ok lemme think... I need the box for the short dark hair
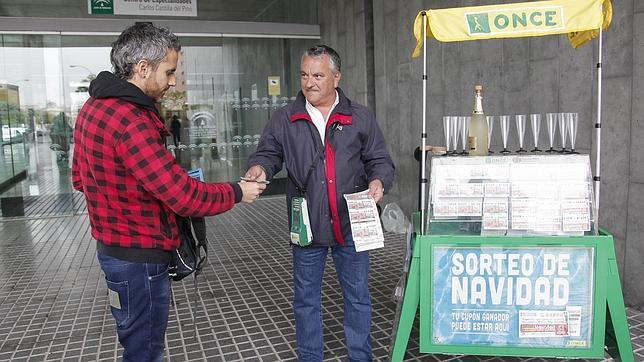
[110,23,181,80]
[303,45,341,73]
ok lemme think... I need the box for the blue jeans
[97,252,170,362]
[292,245,372,362]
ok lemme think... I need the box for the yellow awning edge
[412,0,612,58]
[568,0,612,48]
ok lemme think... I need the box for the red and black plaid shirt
[72,97,236,251]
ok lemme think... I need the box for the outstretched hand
[238,180,266,203]
[239,165,268,203]
[368,179,384,203]
[243,165,267,183]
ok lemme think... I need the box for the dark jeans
[172,132,180,146]
[97,252,170,362]
[292,245,372,362]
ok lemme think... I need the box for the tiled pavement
[0,196,643,361]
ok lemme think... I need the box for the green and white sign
[465,6,564,36]
[88,0,198,17]
[89,0,114,14]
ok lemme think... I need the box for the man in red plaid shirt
[71,23,265,361]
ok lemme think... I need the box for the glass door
[166,37,314,195]
[0,31,316,218]
[0,33,76,217]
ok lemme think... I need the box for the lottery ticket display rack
[389,154,633,361]
[391,0,633,360]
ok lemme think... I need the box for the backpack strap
[186,216,208,339]
[190,217,208,274]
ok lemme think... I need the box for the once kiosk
[391,0,634,361]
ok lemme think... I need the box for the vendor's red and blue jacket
[72,71,242,262]
[248,88,395,247]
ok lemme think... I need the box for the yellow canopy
[412,0,612,58]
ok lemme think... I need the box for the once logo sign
[466,7,564,36]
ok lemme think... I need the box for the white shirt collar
[305,91,339,143]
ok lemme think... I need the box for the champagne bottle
[468,85,489,156]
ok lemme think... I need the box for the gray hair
[303,45,341,74]
[110,22,181,80]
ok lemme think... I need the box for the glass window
[168,37,314,188]
[0,33,80,217]
[0,31,317,217]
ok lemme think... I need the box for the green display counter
[390,229,634,361]
[400,0,627,358]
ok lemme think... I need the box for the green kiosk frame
[390,229,634,360]
[391,0,633,360]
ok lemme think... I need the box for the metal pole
[419,12,429,235]
[594,25,603,231]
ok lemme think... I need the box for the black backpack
[169,215,208,281]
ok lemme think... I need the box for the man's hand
[238,180,266,203]
[239,165,268,203]
[367,179,384,203]
[244,165,267,183]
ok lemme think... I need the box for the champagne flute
[442,116,451,156]
[460,116,471,155]
[567,112,579,154]
[530,113,542,152]
[557,112,568,153]
[515,114,527,153]
[500,115,511,154]
[450,116,460,155]
[486,116,494,153]
[545,113,557,153]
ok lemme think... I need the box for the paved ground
[0,196,642,361]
